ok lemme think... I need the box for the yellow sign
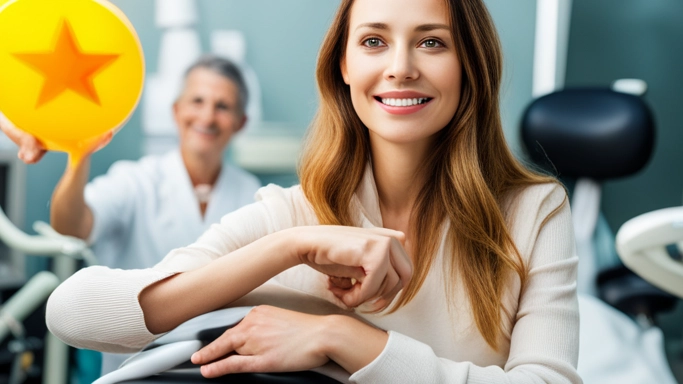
[0,0,144,164]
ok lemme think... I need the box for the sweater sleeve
[46,184,306,353]
[350,187,582,384]
[45,267,174,353]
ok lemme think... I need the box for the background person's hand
[0,112,114,166]
[0,112,47,164]
[294,226,412,312]
[86,130,114,155]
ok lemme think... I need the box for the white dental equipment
[0,203,97,384]
[93,306,253,384]
[616,206,683,299]
[0,271,59,344]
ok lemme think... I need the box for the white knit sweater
[46,168,581,383]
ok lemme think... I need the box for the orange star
[12,20,120,108]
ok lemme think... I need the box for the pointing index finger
[389,237,412,288]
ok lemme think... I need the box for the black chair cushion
[521,89,655,180]
[597,265,678,318]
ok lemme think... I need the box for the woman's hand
[0,112,47,164]
[294,226,412,312]
[191,306,390,377]
[191,306,330,378]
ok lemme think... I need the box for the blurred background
[1,0,682,383]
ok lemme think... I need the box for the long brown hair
[299,0,559,350]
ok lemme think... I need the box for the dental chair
[94,282,353,384]
[521,83,679,383]
[94,307,343,384]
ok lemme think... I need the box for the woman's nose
[384,46,419,82]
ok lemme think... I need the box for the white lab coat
[85,149,261,270]
[83,149,261,374]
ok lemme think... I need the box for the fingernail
[191,352,199,362]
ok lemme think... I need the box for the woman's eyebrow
[354,22,388,32]
[354,22,450,32]
[415,23,449,32]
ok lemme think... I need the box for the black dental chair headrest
[521,88,655,180]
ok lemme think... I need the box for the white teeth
[380,98,429,107]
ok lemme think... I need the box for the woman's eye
[363,38,383,48]
[422,39,442,48]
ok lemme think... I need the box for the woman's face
[341,0,461,147]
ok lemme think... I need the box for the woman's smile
[374,90,434,115]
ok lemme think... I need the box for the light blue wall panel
[484,0,537,156]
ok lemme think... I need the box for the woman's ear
[340,57,350,85]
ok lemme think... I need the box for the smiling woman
[45,0,581,383]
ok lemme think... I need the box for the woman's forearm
[140,229,303,334]
[322,315,389,374]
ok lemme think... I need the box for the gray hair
[181,54,249,114]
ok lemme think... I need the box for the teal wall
[484,0,536,156]
[196,0,339,128]
[565,0,683,231]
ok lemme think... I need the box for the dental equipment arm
[0,206,96,384]
[616,206,683,298]
[0,205,95,265]
[0,207,70,255]
[0,271,60,343]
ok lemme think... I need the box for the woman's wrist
[281,226,308,267]
[320,314,389,374]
